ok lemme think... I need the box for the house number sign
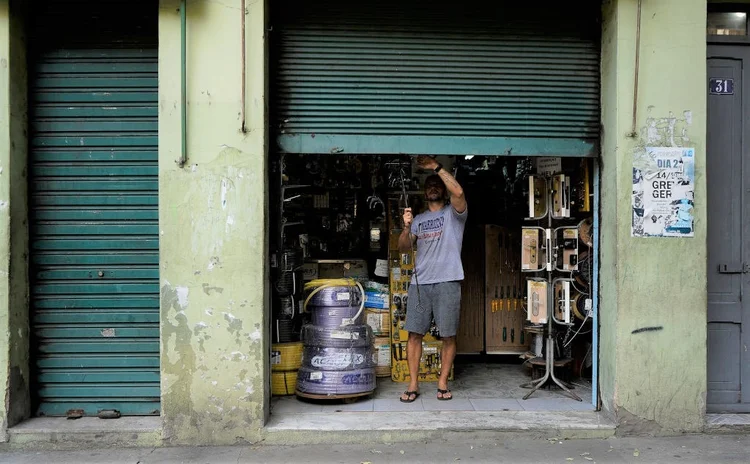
[710,78,734,95]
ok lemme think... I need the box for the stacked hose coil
[271,341,303,396]
[273,247,304,344]
[296,279,376,397]
[271,371,298,396]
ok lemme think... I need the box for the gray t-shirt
[410,204,468,285]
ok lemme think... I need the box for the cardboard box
[316,259,368,280]
[300,263,319,281]
[391,340,453,383]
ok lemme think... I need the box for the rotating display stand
[520,174,582,402]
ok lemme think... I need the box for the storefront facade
[0,0,710,446]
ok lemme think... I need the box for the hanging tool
[394,161,424,314]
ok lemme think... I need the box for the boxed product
[365,308,390,336]
[390,340,453,383]
[364,290,389,310]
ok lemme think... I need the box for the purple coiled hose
[308,304,365,328]
[296,366,376,396]
[301,324,373,348]
[302,346,376,371]
[306,285,362,307]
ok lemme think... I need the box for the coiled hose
[273,318,296,343]
[271,341,303,372]
[296,366,376,396]
[303,279,365,326]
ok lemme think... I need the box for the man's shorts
[403,281,461,338]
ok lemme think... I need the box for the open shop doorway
[268,154,597,416]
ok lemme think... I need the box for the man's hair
[424,174,447,201]
[424,174,446,190]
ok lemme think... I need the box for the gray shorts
[403,281,461,338]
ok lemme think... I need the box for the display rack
[520,174,583,402]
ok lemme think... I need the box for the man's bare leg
[438,336,456,399]
[400,332,423,401]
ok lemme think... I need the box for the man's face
[425,179,445,201]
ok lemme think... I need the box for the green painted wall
[0,0,715,444]
[157,0,269,445]
[600,0,708,433]
[0,0,29,441]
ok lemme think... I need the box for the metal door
[707,45,750,413]
[273,0,601,157]
[28,0,160,416]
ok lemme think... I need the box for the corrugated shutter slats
[29,0,160,417]
[274,1,600,156]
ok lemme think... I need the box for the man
[398,155,467,402]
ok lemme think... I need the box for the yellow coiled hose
[271,341,303,372]
[271,371,298,396]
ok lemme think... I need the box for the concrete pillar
[158,0,269,444]
[0,0,30,441]
[599,0,708,433]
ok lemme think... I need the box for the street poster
[632,147,695,237]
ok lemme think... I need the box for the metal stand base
[520,334,582,402]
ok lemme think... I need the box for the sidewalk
[1,434,749,463]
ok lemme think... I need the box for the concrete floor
[2,435,750,463]
[272,362,595,414]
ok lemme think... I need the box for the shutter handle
[98,271,104,277]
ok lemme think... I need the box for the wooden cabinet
[485,225,528,353]
[458,225,530,354]
[457,225,485,353]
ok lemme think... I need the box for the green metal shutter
[274,1,600,157]
[29,1,160,416]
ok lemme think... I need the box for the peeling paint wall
[600,0,707,433]
[158,0,269,445]
[0,0,30,441]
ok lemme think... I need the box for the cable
[271,371,298,396]
[273,318,296,344]
[301,324,374,348]
[302,346,375,371]
[563,312,591,348]
[570,279,589,296]
[296,367,376,396]
[303,279,365,323]
[271,341,304,372]
[309,304,364,328]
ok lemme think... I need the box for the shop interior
[269,154,596,412]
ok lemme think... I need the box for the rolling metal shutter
[29,1,160,416]
[274,1,600,157]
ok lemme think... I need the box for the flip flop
[437,389,453,401]
[400,390,420,403]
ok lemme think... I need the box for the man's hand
[402,207,413,227]
[417,155,439,171]
[399,208,416,252]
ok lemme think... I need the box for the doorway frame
[706,2,750,414]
